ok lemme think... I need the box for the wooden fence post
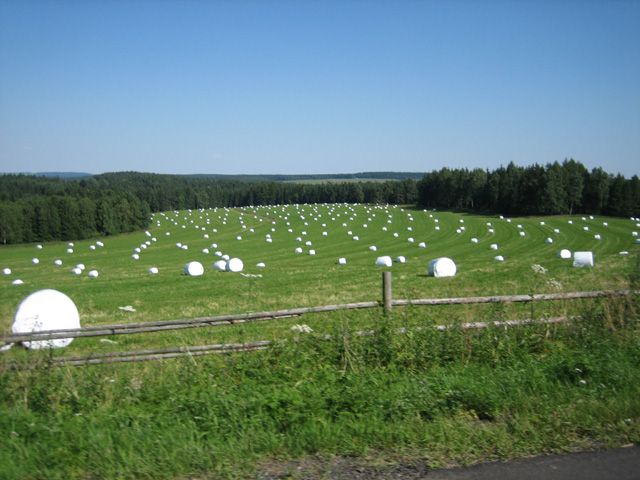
[383,271,392,314]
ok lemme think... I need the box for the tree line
[417,159,640,217]
[0,159,638,245]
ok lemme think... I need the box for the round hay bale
[185,261,205,276]
[149,267,159,274]
[71,268,82,275]
[12,279,23,285]
[295,247,303,253]
[54,259,62,266]
[396,256,406,263]
[471,238,478,243]
[227,258,244,273]
[546,238,554,243]
[573,251,594,267]
[494,256,505,261]
[428,257,457,277]
[88,270,99,278]
[256,262,266,268]
[369,245,377,251]
[558,249,572,259]
[132,254,139,260]
[12,289,80,349]
[213,260,227,271]
[376,256,393,267]
[3,268,11,275]
[490,244,498,250]
[418,242,426,248]
[309,250,316,255]
[32,258,39,264]
[338,257,347,265]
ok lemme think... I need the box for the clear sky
[1,0,639,177]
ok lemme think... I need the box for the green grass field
[1,204,637,333]
[1,204,639,479]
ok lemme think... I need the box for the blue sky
[1,0,638,177]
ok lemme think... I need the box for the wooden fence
[1,273,636,368]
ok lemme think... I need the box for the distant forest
[0,160,638,244]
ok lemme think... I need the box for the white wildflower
[291,324,313,334]
[547,278,563,290]
[531,264,548,275]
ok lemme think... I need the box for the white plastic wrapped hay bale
[71,268,82,275]
[376,256,393,267]
[490,244,498,250]
[256,262,266,268]
[594,234,601,240]
[369,245,377,251]
[396,256,406,263]
[32,258,39,264]
[428,257,457,277]
[185,261,205,276]
[132,254,139,260]
[546,238,554,244]
[3,268,11,275]
[12,289,80,350]
[494,255,505,261]
[88,270,99,278]
[227,258,244,272]
[338,257,347,265]
[295,247,303,254]
[309,250,316,255]
[54,259,62,266]
[213,260,227,271]
[471,238,478,243]
[149,267,159,274]
[573,251,594,268]
[558,249,572,259]
[418,242,426,248]
[12,279,23,285]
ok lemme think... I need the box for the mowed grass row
[1,204,639,356]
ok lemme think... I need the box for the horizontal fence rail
[6,317,577,369]
[0,289,634,345]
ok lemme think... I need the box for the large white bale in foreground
[428,257,457,277]
[227,258,244,273]
[573,251,594,268]
[185,261,205,276]
[12,289,80,350]
[376,256,393,267]
[558,249,572,259]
